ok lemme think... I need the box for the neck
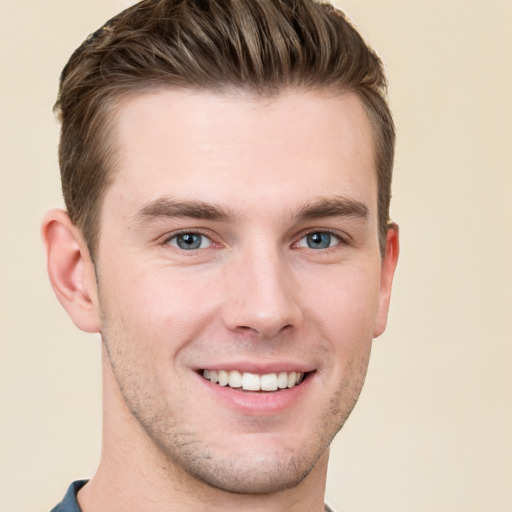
[78,349,329,512]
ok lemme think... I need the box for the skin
[43,88,399,512]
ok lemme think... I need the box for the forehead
[107,88,377,219]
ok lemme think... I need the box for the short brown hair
[55,0,395,256]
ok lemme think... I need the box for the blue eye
[168,233,212,250]
[297,232,340,249]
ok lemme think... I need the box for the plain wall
[1,1,510,511]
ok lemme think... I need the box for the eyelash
[161,228,349,252]
[294,229,349,250]
[162,230,217,250]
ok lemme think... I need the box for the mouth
[200,369,310,392]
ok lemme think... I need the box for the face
[93,89,397,494]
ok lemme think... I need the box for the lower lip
[196,372,313,416]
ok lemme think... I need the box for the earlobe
[373,223,400,338]
[42,209,101,333]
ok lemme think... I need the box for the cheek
[304,264,381,341]
[98,261,223,351]
[300,263,380,389]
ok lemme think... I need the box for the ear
[373,223,399,338]
[42,209,101,333]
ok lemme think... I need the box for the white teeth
[242,372,260,391]
[261,373,278,391]
[218,370,229,386]
[228,370,242,388]
[287,371,297,388]
[202,369,306,391]
[277,371,288,389]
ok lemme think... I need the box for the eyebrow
[134,195,369,225]
[294,196,369,222]
[135,197,236,224]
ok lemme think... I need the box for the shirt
[51,480,338,511]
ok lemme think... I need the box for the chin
[176,445,323,495]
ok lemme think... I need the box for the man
[43,0,399,510]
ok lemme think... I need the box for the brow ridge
[135,198,235,223]
[295,196,369,221]
[134,195,369,226]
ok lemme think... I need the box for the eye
[167,232,212,250]
[296,231,341,250]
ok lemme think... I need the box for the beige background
[1,1,511,511]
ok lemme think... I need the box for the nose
[221,248,303,339]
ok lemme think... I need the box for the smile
[202,369,306,391]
